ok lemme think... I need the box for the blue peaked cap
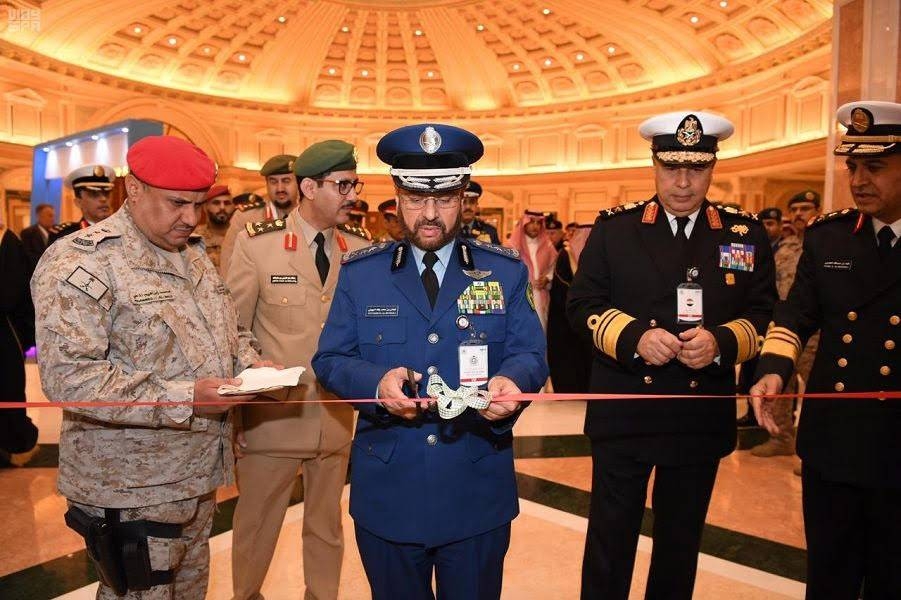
[377,123,484,193]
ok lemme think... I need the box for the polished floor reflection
[0,364,807,599]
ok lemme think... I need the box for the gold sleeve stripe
[723,318,759,363]
[587,309,636,359]
[760,326,802,363]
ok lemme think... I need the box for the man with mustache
[313,123,547,600]
[220,154,300,276]
[568,111,776,600]
[193,184,234,270]
[227,140,369,600]
[31,136,263,598]
[48,164,116,244]
[752,100,901,600]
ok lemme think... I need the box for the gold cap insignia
[93,166,106,177]
[288,160,295,171]
[849,107,872,133]
[419,126,442,154]
[676,115,702,147]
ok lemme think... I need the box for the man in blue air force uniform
[312,123,547,600]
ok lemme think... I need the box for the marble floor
[1,364,807,599]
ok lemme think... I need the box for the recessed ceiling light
[121,127,129,133]
[42,147,50,152]
[575,53,584,61]
[91,134,100,141]
[542,8,552,15]
[341,26,350,33]
[543,58,552,67]
[361,69,369,76]
[133,26,143,34]
[689,15,700,24]
[414,29,423,36]
[168,36,178,46]
[607,45,616,54]
[476,24,485,32]
[426,70,434,78]
[237,54,246,62]
[719,0,728,7]
[65,141,74,147]
[203,46,212,54]
[277,15,286,23]
[512,63,521,71]
[328,67,337,75]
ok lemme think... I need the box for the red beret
[205,184,230,200]
[127,136,217,191]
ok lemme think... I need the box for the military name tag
[823,259,852,271]
[459,341,489,387]
[366,305,399,318]
[718,243,755,272]
[457,281,505,315]
[132,289,175,304]
[66,266,108,301]
[270,274,298,284]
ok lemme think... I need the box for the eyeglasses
[316,178,364,196]
[398,193,461,210]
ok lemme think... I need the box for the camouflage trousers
[72,492,216,600]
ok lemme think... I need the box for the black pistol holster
[65,506,182,595]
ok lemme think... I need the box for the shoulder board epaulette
[237,199,266,212]
[337,223,372,241]
[598,200,648,220]
[468,238,520,259]
[808,207,859,229]
[245,218,286,237]
[69,225,121,252]
[716,204,759,222]
[50,221,78,234]
[341,241,392,264]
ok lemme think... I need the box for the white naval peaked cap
[834,100,901,157]
[639,111,734,166]
[64,164,116,190]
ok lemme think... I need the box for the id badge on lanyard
[456,315,489,387]
[676,267,703,325]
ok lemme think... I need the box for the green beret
[260,154,297,177]
[293,140,358,178]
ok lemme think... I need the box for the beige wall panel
[797,93,826,136]
[748,97,783,146]
[576,135,603,166]
[10,104,41,140]
[624,126,647,161]
[623,186,655,203]
[523,191,560,212]
[526,133,561,169]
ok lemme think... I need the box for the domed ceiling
[1,0,831,111]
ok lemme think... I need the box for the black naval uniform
[567,197,776,600]
[547,247,592,393]
[754,209,900,600]
[460,218,500,245]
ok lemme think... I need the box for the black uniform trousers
[582,444,718,600]
[802,465,901,600]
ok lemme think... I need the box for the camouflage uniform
[32,203,260,598]
[193,222,228,271]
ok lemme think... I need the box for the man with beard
[48,165,115,244]
[459,180,500,244]
[312,123,547,600]
[228,140,369,600]
[193,185,234,270]
[507,210,556,330]
[377,198,405,242]
[220,154,300,276]
[752,100,901,600]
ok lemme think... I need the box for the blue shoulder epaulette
[598,200,648,220]
[341,241,392,264]
[467,238,520,259]
[808,207,859,229]
[245,218,286,238]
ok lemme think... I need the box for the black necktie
[675,216,690,240]
[313,232,329,285]
[877,225,896,261]
[422,251,440,308]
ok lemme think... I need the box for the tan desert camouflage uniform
[31,203,260,598]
